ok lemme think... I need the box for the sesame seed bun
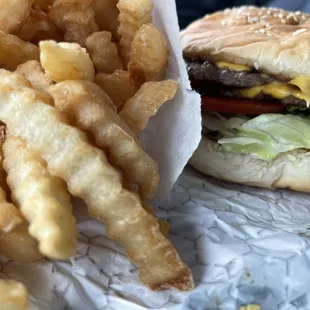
[181,6,310,79]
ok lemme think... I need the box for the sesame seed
[254,62,259,70]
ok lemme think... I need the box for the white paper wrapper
[140,0,202,200]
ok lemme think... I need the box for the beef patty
[186,59,308,110]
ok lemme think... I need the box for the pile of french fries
[0,0,193,307]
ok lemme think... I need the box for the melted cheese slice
[214,62,310,105]
[216,61,250,71]
[240,75,310,107]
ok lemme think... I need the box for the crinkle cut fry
[3,136,77,260]
[0,122,11,196]
[117,0,153,65]
[16,8,62,44]
[119,80,179,134]
[49,80,159,200]
[0,70,193,291]
[0,134,23,232]
[128,23,169,88]
[143,202,170,236]
[0,187,23,233]
[0,0,32,34]
[0,31,39,70]
[0,186,42,262]
[48,0,99,46]
[0,279,28,310]
[15,60,54,93]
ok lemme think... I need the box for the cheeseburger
[181,6,310,192]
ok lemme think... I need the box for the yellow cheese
[216,61,250,71]
[215,61,310,105]
[240,75,310,107]
[290,75,310,94]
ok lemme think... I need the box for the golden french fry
[93,0,119,39]
[119,80,178,134]
[129,24,169,87]
[117,0,153,65]
[16,8,62,44]
[0,178,42,262]
[0,31,39,70]
[0,164,9,196]
[142,203,170,236]
[0,279,28,310]
[158,219,170,236]
[0,137,42,261]
[0,121,10,195]
[85,31,123,74]
[95,70,137,109]
[48,0,99,46]
[3,137,77,260]
[15,61,54,93]
[0,70,193,291]
[0,187,23,233]
[0,133,22,232]
[0,220,42,263]
[33,0,55,12]
[50,80,160,199]
[0,186,42,263]
[0,0,32,34]
[40,40,95,82]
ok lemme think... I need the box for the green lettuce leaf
[203,113,249,137]
[218,114,310,160]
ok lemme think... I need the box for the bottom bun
[189,136,310,192]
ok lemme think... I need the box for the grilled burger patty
[186,59,278,88]
[186,59,308,110]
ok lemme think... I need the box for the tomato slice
[201,96,285,115]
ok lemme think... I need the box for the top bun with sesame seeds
[181,6,310,79]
